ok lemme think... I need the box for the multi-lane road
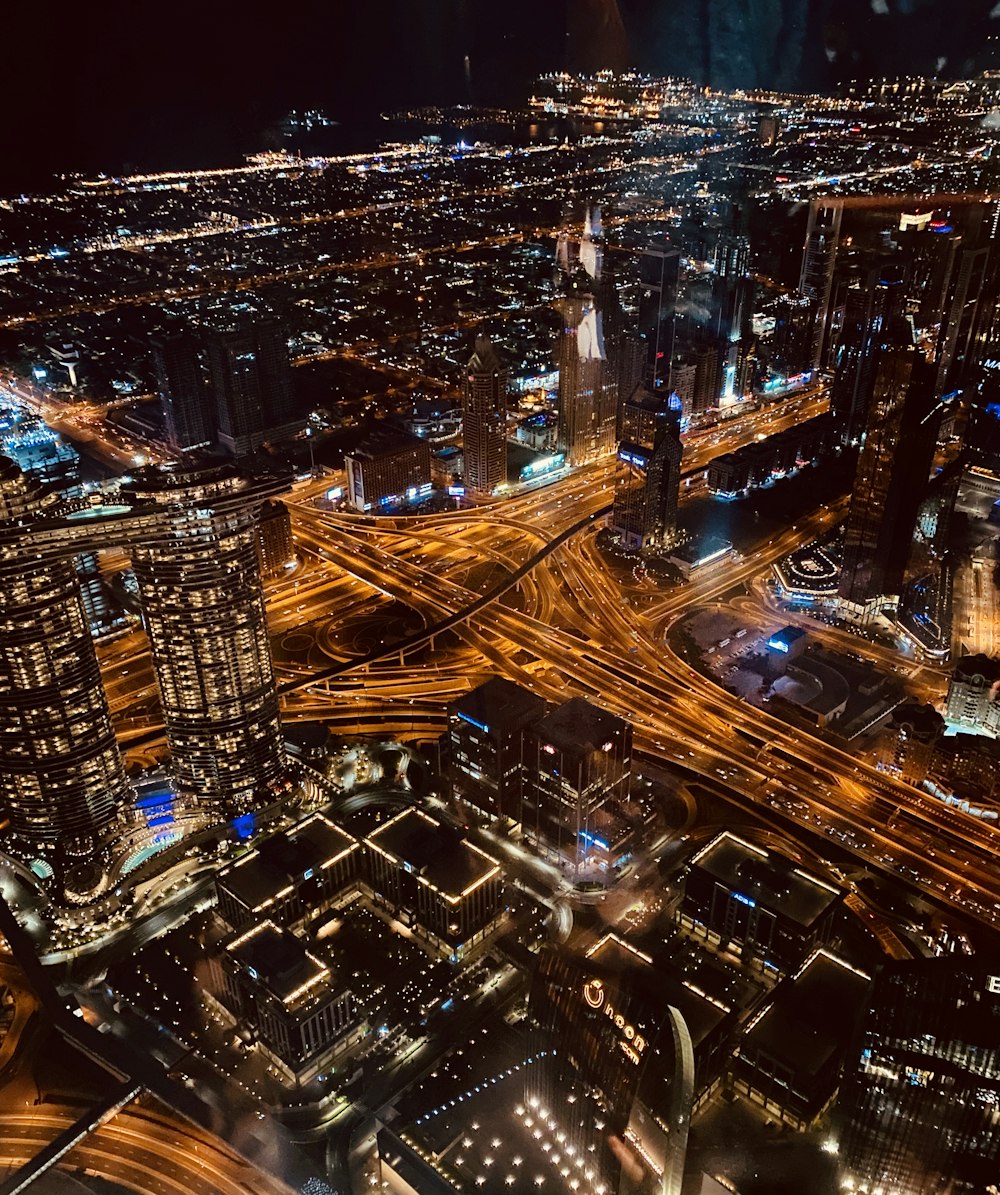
[90,382,1000,927]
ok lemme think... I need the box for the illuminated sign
[768,637,790,653]
[733,892,756,908]
[988,975,1000,995]
[582,980,646,1065]
[618,448,650,468]
[456,711,490,734]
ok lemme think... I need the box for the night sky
[2,0,997,191]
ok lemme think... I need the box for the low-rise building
[345,431,432,512]
[731,949,870,1129]
[364,808,504,961]
[210,920,360,1084]
[679,832,845,974]
[216,813,360,932]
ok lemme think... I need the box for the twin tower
[0,456,287,902]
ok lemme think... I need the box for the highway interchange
[88,383,1000,935]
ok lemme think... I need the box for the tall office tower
[443,677,546,824]
[121,462,287,817]
[612,390,684,551]
[150,331,215,452]
[712,229,753,403]
[0,457,130,887]
[771,294,817,380]
[688,341,721,415]
[838,957,1000,1194]
[935,243,991,394]
[524,697,632,870]
[944,653,1000,735]
[799,199,843,369]
[831,259,909,445]
[670,358,697,418]
[556,269,617,466]
[637,240,682,391]
[202,304,302,458]
[461,338,507,496]
[838,333,940,620]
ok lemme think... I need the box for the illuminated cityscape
[0,7,999,1195]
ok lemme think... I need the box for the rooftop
[218,813,358,912]
[453,676,547,736]
[534,696,628,755]
[586,932,731,1050]
[954,653,1000,684]
[366,808,500,902]
[347,428,428,461]
[739,950,869,1083]
[688,832,843,928]
[225,921,331,1011]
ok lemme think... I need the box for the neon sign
[583,979,646,1064]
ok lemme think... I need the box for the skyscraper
[151,330,215,453]
[122,462,288,818]
[637,240,682,392]
[202,304,302,458]
[611,389,684,551]
[556,269,616,466]
[0,457,131,891]
[830,259,909,446]
[462,338,508,496]
[838,957,1000,1194]
[799,199,843,369]
[838,331,940,620]
[935,243,991,394]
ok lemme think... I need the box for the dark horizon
[2,0,998,190]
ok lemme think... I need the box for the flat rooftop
[226,921,331,1012]
[348,429,427,461]
[740,950,870,1082]
[218,813,358,912]
[534,696,628,755]
[367,808,500,901]
[586,932,731,1051]
[453,677,546,735]
[689,832,843,928]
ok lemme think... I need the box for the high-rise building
[770,294,817,382]
[637,240,682,392]
[830,259,909,445]
[838,332,940,620]
[935,243,991,394]
[944,653,1000,735]
[838,957,1000,1194]
[202,304,302,458]
[0,457,131,889]
[150,331,215,452]
[122,462,288,819]
[611,389,684,551]
[556,269,617,466]
[255,499,294,577]
[799,199,844,369]
[444,677,546,824]
[688,341,721,415]
[528,942,694,1195]
[524,696,632,870]
[462,338,508,496]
